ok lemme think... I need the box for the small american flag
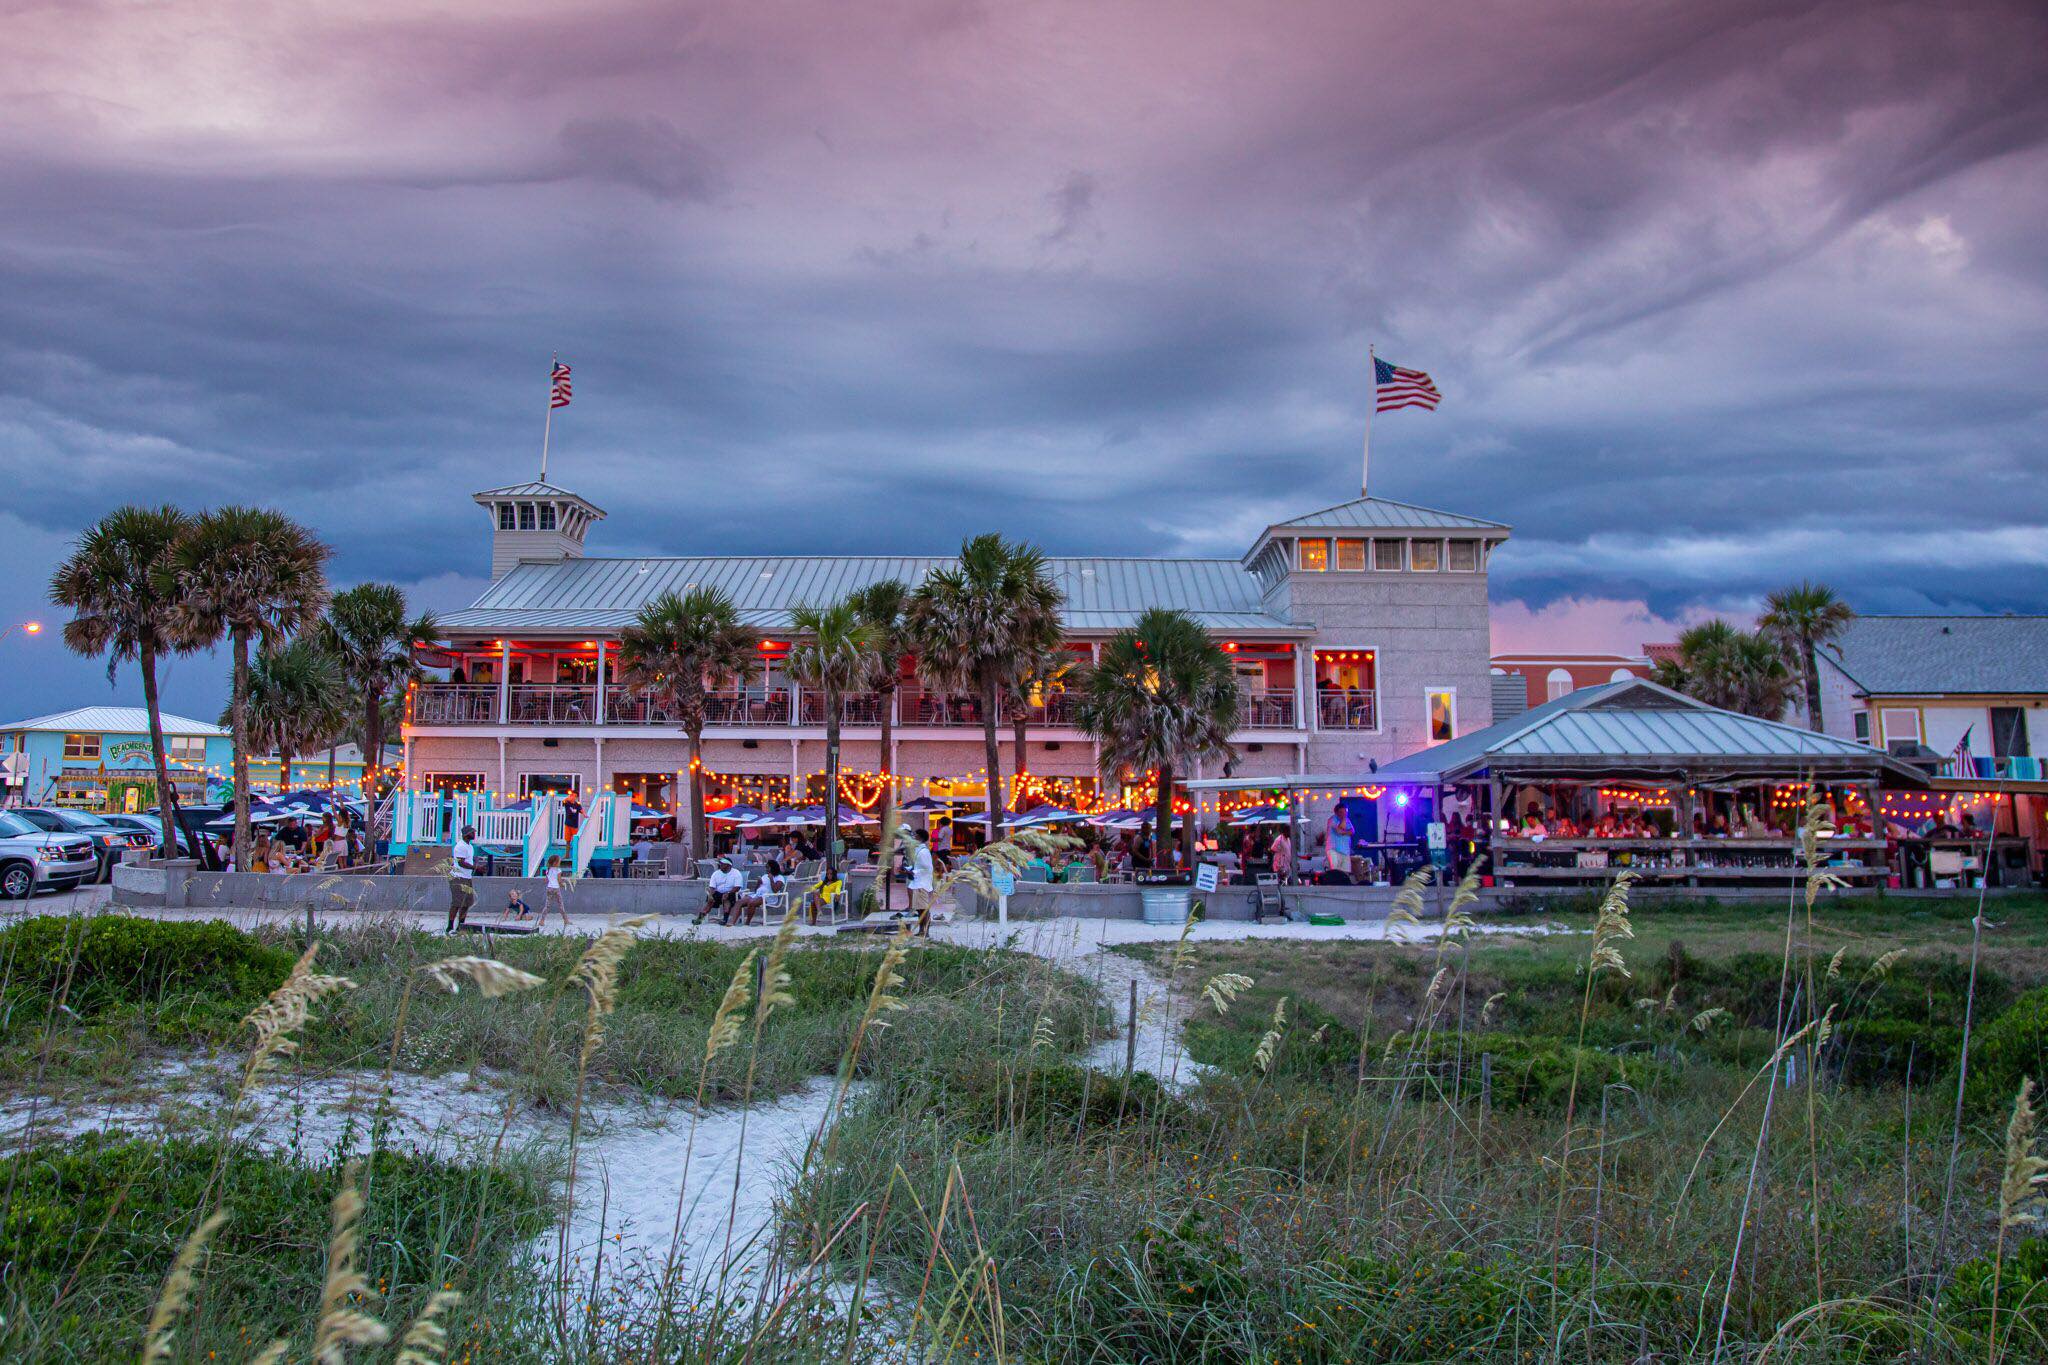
[1375,356,1441,413]
[550,361,573,409]
[1948,725,1976,779]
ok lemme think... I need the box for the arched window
[1546,668,1573,701]
[1610,667,1636,683]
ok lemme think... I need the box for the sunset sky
[3,0,2045,716]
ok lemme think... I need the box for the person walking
[562,790,585,850]
[540,855,570,928]
[1270,824,1293,884]
[908,826,937,936]
[446,825,477,933]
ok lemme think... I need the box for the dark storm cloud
[1,0,2045,715]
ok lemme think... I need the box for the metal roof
[1271,495,1510,533]
[0,706,228,737]
[438,555,1305,636]
[472,482,608,516]
[1825,615,2048,696]
[1374,679,1918,784]
[1490,672,1528,723]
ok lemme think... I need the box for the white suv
[0,810,99,899]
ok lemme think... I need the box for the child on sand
[541,856,570,928]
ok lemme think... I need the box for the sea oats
[569,914,657,1064]
[1690,1006,1728,1033]
[1999,1078,2048,1232]
[1030,1013,1057,1051]
[313,1162,389,1364]
[140,1209,228,1364]
[1479,991,1506,1026]
[704,949,757,1064]
[418,956,546,997]
[393,1289,463,1365]
[1255,996,1289,1074]
[1825,947,1847,981]
[757,912,802,1023]
[1202,971,1254,1015]
[1386,867,1432,940]
[241,945,358,1095]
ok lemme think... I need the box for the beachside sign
[1194,862,1221,893]
[105,738,156,767]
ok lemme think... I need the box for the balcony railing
[507,684,599,725]
[1316,689,1378,731]
[413,684,499,725]
[603,686,678,726]
[796,692,887,725]
[1238,688,1297,729]
[899,689,990,727]
[703,688,792,726]
[1019,692,1078,727]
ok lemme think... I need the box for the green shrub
[0,1133,551,1361]
[0,914,294,1041]
[1965,985,2048,1113]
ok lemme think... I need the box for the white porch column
[789,738,802,804]
[496,640,513,724]
[592,736,604,801]
[1296,643,1314,732]
[593,642,608,725]
[496,736,508,796]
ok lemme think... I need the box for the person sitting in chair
[697,857,745,924]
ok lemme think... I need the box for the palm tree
[848,578,912,834]
[49,505,197,853]
[169,507,331,867]
[787,600,877,880]
[1075,608,1240,864]
[907,534,1063,839]
[1004,639,1076,804]
[1760,582,1854,731]
[234,639,345,790]
[1654,619,1798,719]
[618,587,757,858]
[321,583,439,801]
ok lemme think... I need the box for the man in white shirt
[907,827,937,936]
[446,825,477,933]
[697,857,746,925]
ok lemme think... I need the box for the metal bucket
[1139,888,1190,925]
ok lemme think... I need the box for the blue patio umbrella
[708,804,764,823]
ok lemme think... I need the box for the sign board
[0,751,27,786]
[1194,862,1221,893]
[105,738,155,766]
[990,868,1016,896]
[1426,821,1447,851]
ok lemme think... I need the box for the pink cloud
[1489,595,1750,657]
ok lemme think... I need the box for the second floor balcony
[411,680,1332,732]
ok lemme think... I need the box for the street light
[0,621,43,644]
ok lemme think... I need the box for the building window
[1447,540,1478,572]
[1879,708,1921,745]
[1313,650,1378,730]
[1427,688,1457,742]
[1991,706,2031,759]
[1373,539,1404,571]
[164,737,206,765]
[1853,712,1870,742]
[1609,667,1636,683]
[1335,538,1367,571]
[517,503,537,531]
[63,733,100,761]
[1297,538,1329,572]
[539,504,558,531]
[1546,668,1573,702]
[1410,540,1441,572]
[421,772,484,794]
[497,504,515,530]
[521,772,579,797]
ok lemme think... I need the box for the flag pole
[1361,343,1374,497]
[539,352,557,482]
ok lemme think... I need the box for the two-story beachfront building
[0,706,234,808]
[399,481,1510,822]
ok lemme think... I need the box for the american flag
[1948,725,1976,779]
[1375,356,1441,413]
[550,361,573,409]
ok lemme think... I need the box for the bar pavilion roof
[1371,679,1926,786]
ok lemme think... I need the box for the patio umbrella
[1016,803,1086,824]
[744,807,815,827]
[1224,804,1290,825]
[708,804,764,823]
[897,796,950,813]
[1084,807,1140,825]
[797,803,879,826]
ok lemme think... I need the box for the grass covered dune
[2,877,2047,1361]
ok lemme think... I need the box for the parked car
[0,810,99,899]
[101,812,175,855]
[12,806,155,883]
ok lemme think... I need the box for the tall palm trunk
[228,626,254,868]
[981,675,1004,841]
[362,689,385,799]
[1800,640,1824,732]
[1153,762,1175,868]
[139,646,180,856]
[877,675,897,899]
[1012,708,1030,806]
[824,696,842,882]
[279,748,294,792]
[686,726,707,861]
[326,744,337,791]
